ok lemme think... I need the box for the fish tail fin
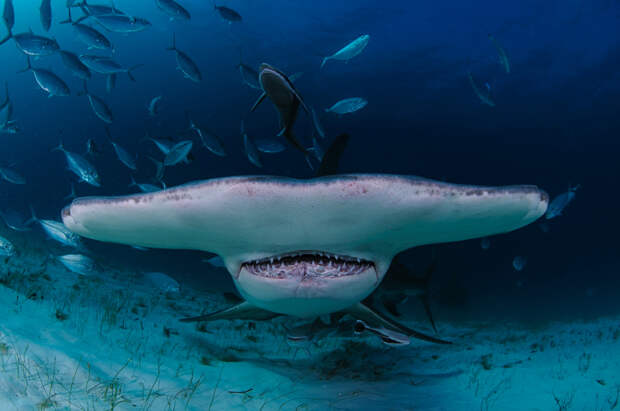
[127,64,143,82]
[166,33,176,51]
[320,56,329,69]
[128,175,137,188]
[26,205,38,225]
[16,56,31,74]
[0,24,11,46]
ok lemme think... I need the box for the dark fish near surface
[58,50,91,79]
[40,0,52,31]
[156,0,191,21]
[2,0,14,31]
[250,63,309,155]
[81,81,112,123]
[214,5,242,23]
[18,56,70,97]
[74,22,113,51]
[0,28,59,56]
[79,55,141,81]
[166,33,201,82]
[93,14,151,33]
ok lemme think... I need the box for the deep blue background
[0,0,618,321]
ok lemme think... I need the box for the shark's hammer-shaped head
[62,174,548,318]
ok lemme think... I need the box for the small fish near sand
[325,97,367,115]
[57,253,97,276]
[321,34,370,69]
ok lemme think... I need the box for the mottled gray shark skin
[62,174,548,320]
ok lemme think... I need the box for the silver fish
[325,97,367,115]
[255,139,285,154]
[546,185,580,220]
[82,81,112,123]
[0,235,16,256]
[156,0,190,21]
[29,207,82,248]
[93,14,151,33]
[18,56,70,97]
[147,96,162,117]
[189,118,226,157]
[147,137,173,155]
[57,254,96,276]
[166,33,201,82]
[321,34,370,69]
[0,29,59,56]
[468,72,495,107]
[53,141,101,186]
[79,55,141,81]
[144,271,180,293]
[74,23,112,51]
[0,167,25,184]
[0,120,18,134]
[243,133,262,168]
[164,140,192,166]
[58,50,91,79]
[109,140,136,170]
[39,0,52,32]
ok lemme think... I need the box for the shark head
[62,174,548,318]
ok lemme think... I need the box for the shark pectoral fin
[344,303,450,345]
[250,92,266,112]
[179,301,281,323]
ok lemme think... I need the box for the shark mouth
[241,251,376,280]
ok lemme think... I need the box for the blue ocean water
[0,1,618,409]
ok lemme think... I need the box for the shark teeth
[242,251,374,279]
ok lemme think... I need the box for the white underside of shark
[62,174,547,339]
